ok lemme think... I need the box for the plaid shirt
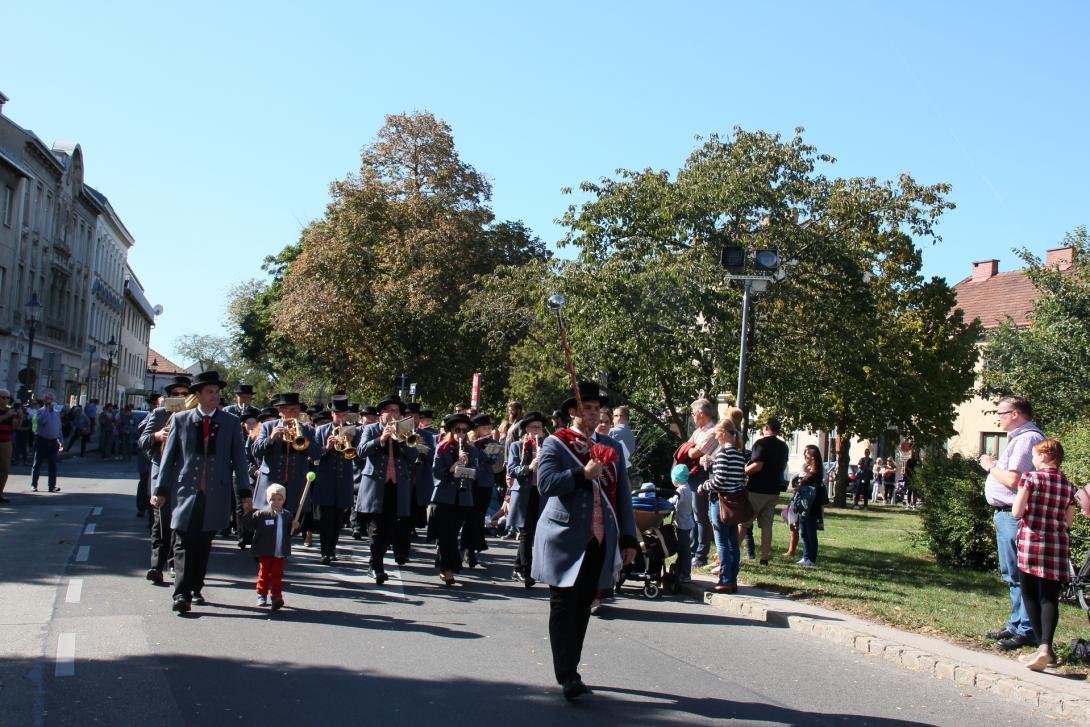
[1016,467,1076,581]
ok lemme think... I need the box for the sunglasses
[452,427,469,434]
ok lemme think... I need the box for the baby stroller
[617,484,679,599]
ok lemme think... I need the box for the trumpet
[159,394,198,442]
[333,424,357,460]
[391,416,421,447]
[282,417,310,452]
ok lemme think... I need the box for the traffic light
[720,246,746,271]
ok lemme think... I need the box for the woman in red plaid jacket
[1012,438,1076,671]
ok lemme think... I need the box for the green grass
[692,499,1090,666]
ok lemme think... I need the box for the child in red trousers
[243,483,294,610]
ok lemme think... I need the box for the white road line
[91,506,103,516]
[65,579,83,604]
[84,523,96,535]
[75,546,90,562]
[56,633,75,677]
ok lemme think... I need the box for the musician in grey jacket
[507,411,548,586]
[138,374,191,584]
[531,382,638,701]
[152,371,253,614]
[430,413,481,585]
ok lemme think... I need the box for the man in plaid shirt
[979,395,1044,650]
[685,398,719,567]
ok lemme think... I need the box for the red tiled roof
[952,270,1037,330]
[146,347,189,376]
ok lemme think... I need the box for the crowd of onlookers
[1,397,147,464]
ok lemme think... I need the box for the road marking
[56,634,75,677]
[76,546,90,562]
[84,524,96,535]
[65,579,83,604]
[92,506,103,516]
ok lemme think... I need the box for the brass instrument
[392,416,421,447]
[282,417,310,452]
[160,394,198,439]
[333,424,357,460]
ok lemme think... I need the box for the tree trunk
[833,422,853,508]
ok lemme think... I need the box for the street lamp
[105,336,117,404]
[22,292,41,403]
[149,357,159,394]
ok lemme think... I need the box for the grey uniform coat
[252,419,320,511]
[530,431,638,589]
[412,427,437,506]
[313,422,361,509]
[431,439,481,507]
[354,421,416,517]
[155,408,252,533]
[138,407,171,490]
[506,437,541,529]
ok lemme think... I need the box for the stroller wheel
[643,583,660,599]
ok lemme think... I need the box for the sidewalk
[679,571,1090,723]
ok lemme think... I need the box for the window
[2,186,12,226]
[981,432,1008,458]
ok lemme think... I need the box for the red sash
[552,428,620,509]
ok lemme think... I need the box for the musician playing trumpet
[353,394,416,584]
[506,410,549,587]
[430,413,482,586]
[253,392,319,523]
[312,395,360,565]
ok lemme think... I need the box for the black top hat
[348,403,360,413]
[404,402,422,414]
[360,405,380,417]
[419,409,435,419]
[235,384,254,395]
[239,406,261,422]
[560,381,610,416]
[376,393,406,414]
[189,370,227,394]
[273,392,301,407]
[306,404,324,416]
[258,407,278,421]
[518,411,549,429]
[312,410,333,426]
[330,395,351,413]
[442,413,473,431]
[163,375,192,395]
[471,413,493,428]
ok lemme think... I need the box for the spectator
[684,398,718,568]
[854,447,874,510]
[0,389,14,503]
[794,445,825,567]
[741,418,789,566]
[904,451,920,510]
[668,464,694,584]
[608,406,636,460]
[119,404,136,460]
[979,395,1045,651]
[98,404,115,460]
[13,403,31,465]
[85,399,98,438]
[882,457,897,504]
[66,405,92,457]
[1012,439,1075,671]
[30,391,64,493]
[595,409,611,436]
[705,417,746,593]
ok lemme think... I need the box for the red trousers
[257,556,286,596]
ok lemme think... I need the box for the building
[118,265,157,407]
[83,186,131,404]
[947,245,1075,457]
[143,346,189,395]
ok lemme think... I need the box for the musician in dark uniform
[419,409,438,437]
[224,384,254,418]
[138,374,192,584]
[533,381,638,700]
[461,413,502,568]
[252,392,320,519]
[430,413,481,585]
[403,403,436,551]
[353,394,416,583]
[152,371,253,614]
[507,410,548,586]
[313,395,359,564]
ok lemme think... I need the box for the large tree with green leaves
[981,226,1090,427]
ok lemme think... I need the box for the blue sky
[4,1,1088,365]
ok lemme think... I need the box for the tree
[981,226,1090,427]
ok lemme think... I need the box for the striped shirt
[708,446,746,494]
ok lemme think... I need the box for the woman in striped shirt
[704,418,747,593]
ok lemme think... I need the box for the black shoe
[172,596,191,614]
[330,554,339,562]
[270,597,284,611]
[513,569,525,582]
[524,577,536,589]
[320,555,332,565]
[562,677,591,701]
[30,486,37,492]
[145,568,163,584]
[369,568,388,585]
[395,556,407,566]
[759,559,769,566]
[352,530,363,540]
[192,591,207,606]
[997,633,1036,650]
[985,628,1014,641]
[49,487,60,493]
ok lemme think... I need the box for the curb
[680,582,1090,723]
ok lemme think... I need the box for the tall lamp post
[104,336,117,404]
[22,292,41,403]
[149,357,159,395]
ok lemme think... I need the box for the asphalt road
[0,459,1060,726]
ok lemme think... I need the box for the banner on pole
[470,372,481,411]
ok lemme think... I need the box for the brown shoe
[712,584,737,594]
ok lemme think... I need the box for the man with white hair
[30,391,64,493]
[0,388,15,503]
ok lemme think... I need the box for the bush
[1057,419,1090,541]
[914,451,997,570]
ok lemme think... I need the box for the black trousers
[172,528,215,600]
[549,538,605,684]
[854,479,871,506]
[136,470,150,516]
[514,488,541,573]
[150,504,173,572]
[316,505,346,557]
[459,486,492,554]
[433,503,469,572]
[362,481,400,572]
[1020,570,1060,649]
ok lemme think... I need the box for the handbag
[717,490,754,526]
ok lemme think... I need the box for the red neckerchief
[552,427,619,508]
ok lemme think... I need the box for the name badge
[265,519,274,526]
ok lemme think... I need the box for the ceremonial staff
[546,294,584,418]
[293,471,317,532]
